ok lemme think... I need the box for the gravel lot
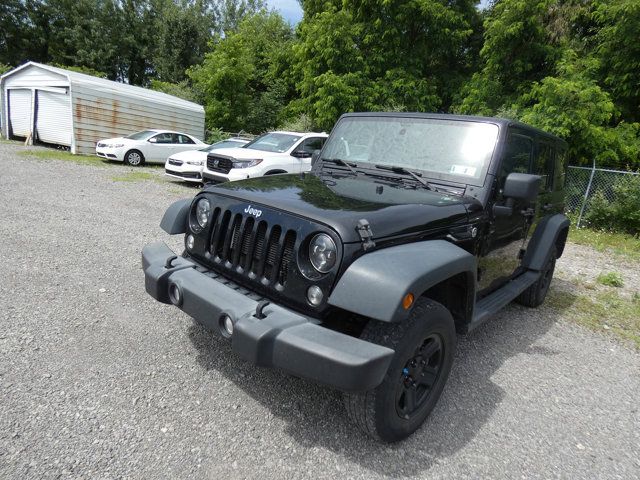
[1,142,639,479]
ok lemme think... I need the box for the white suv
[202,131,328,183]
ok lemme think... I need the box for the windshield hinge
[356,219,376,250]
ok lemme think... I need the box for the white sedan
[164,138,250,183]
[202,131,328,183]
[96,129,206,166]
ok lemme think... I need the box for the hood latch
[356,219,376,250]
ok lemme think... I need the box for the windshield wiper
[321,158,359,176]
[374,164,432,190]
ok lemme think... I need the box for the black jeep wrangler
[142,113,569,442]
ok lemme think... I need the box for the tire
[344,298,456,442]
[516,246,557,308]
[124,149,144,166]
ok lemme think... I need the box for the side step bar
[467,270,540,332]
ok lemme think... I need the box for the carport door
[36,90,72,146]
[8,89,32,137]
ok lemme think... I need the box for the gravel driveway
[1,143,639,479]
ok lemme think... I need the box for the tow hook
[255,300,270,319]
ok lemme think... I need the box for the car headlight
[193,198,211,231]
[309,234,337,273]
[232,159,262,169]
[186,160,203,166]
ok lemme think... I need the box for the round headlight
[195,198,211,229]
[309,234,337,273]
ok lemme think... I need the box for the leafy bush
[584,174,640,235]
[205,128,229,144]
[278,114,317,133]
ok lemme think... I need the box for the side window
[535,142,555,192]
[499,133,532,186]
[152,133,173,144]
[178,134,195,144]
[301,137,325,153]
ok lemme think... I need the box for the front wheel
[516,246,556,308]
[124,150,144,166]
[344,298,456,442]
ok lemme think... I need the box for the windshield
[126,130,157,140]
[321,117,499,185]
[199,140,246,152]
[244,132,301,153]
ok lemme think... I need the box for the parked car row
[96,129,328,184]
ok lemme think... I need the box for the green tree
[594,0,640,122]
[456,0,564,114]
[293,0,481,130]
[152,0,217,83]
[189,11,295,132]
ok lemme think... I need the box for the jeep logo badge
[244,205,262,217]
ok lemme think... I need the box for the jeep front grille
[207,154,233,173]
[208,208,297,287]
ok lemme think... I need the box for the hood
[207,173,477,243]
[169,149,208,161]
[208,146,283,159]
[98,137,134,145]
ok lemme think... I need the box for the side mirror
[292,150,312,158]
[493,173,541,217]
[148,137,157,143]
[311,149,321,165]
[503,173,541,202]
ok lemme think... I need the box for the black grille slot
[278,231,297,285]
[207,154,233,173]
[263,226,282,281]
[208,211,296,287]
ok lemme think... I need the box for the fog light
[186,234,195,250]
[307,285,324,306]
[220,314,234,337]
[168,283,182,306]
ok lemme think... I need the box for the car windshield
[244,133,301,153]
[321,117,500,185]
[126,130,157,140]
[200,140,246,152]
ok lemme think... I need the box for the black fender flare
[522,213,570,271]
[160,198,191,234]
[328,240,476,323]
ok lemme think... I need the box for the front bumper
[202,169,254,183]
[165,167,203,183]
[142,242,394,392]
[96,146,124,161]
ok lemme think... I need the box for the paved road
[1,143,639,479]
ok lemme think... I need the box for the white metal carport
[0,62,205,154]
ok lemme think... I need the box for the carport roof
[1,62,203,113]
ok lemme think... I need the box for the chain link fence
[565,164,640,227]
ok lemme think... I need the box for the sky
[267,1,492,25]
[266,0,303,25]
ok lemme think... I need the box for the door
[174,133,199,155]
[145,132,175,162]
[292,137,326,172]
[477,130,535,295]
[35,90,72,146]
[8,89,32,137]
